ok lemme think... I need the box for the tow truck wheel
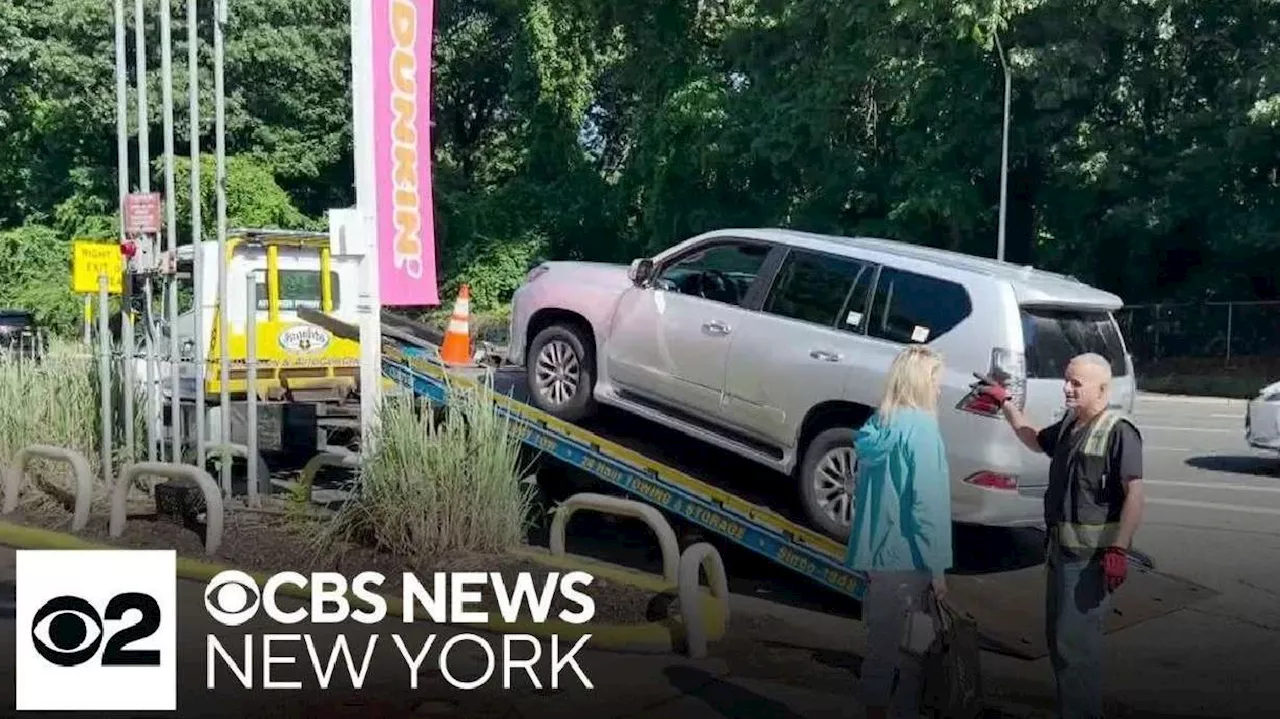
[526,323,596,422]
[798,426,859,543]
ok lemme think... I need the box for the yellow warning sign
[72,240,124,295]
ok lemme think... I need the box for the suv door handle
[809,349,842,362]
[702,321,731,336]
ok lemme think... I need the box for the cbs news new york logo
[14,550,177,711]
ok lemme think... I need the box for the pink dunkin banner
[370,0,438,306]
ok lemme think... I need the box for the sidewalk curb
[1137,391,1248,405]
[0,519,727,654]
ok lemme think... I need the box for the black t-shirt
[1036,414,1143,527]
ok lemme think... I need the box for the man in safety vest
[974,352,1146,719]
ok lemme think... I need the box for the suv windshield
[1020,307,1129,378]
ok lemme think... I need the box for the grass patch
[0,337,146,513]
[307,370,536,559]
[0,340,104,515]
[0,340,100,470]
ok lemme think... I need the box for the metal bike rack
[549,492,680,586]
[294,449,360,504]
[1,444,95,532]
[109,462,224,555]
[198,442,270,499]
[677,542,730,659]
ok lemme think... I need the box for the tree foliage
[1,0,1277,327]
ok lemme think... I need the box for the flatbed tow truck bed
[303,309,1214,661]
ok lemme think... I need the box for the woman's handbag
[917,587,985,719]
[900,602,936,657]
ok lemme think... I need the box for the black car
[0,309,44,361]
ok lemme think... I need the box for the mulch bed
[1,500,669,627]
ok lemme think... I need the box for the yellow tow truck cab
[166,229,365,463]
[173,230,361,400]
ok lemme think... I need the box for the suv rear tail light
[957,347,1027,417]
[964,471,1018,491]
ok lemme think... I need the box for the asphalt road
[1081,392,1280,717]
[519,382,1280,717]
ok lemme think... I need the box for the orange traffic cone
[439,284,472,365]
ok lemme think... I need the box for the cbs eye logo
[203,570,262,626]
[30,592,162,667]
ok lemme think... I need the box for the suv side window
[761,249,874,332]
[654,240,771,307]
[866,267,972,344]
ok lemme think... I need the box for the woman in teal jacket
[846,344,954,719]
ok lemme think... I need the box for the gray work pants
[861,570,933,717]
[1046,541,1114,719]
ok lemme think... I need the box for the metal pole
[114,0,130,308]
[112,0,131,458]
[98,275,114,488]
[134,0,149,191]
[145,281,158,462]
[214,0,230,494]
[160,0,181,463]
[189,0,205,469]
[994,31,1010,263]
[127,0,148,463]
[135,0,157,464]
[1225,302,1234,367]
[84,296,92,345]
[245,274,258,508]
[351,0,383,455]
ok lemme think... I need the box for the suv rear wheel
[798,426,860,542]
[526,323,597,422]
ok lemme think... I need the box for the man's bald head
[1064,353,1112,418]
[1069,353,1113,381]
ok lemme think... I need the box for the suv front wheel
[526,323,597,422]
[798,426,860,542]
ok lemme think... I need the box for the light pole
[994,31,1011,263]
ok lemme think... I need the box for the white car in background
[1246,381,1280,452]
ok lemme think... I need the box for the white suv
[506,228,1136,541]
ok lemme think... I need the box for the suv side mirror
[628,258,654,286]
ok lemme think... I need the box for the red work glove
[970,373,1010,408]
[1101,546,1128,591]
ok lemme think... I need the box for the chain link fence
[1115,301,1280,365]
[1114,302,1280,396]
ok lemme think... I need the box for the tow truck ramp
[301,309,1215,661]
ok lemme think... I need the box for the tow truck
[134,228,379,476]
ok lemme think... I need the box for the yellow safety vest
[1050,408,1140,554]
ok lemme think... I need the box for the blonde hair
[878,344,945,417]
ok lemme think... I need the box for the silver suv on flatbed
[506,227,1136,541]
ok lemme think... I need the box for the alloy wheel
[534,339,581,406]
[813,446,857,529]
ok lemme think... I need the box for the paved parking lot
[548,389,1280,718]
[980,391,1280,718]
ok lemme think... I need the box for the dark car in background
[0,309,44,362]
